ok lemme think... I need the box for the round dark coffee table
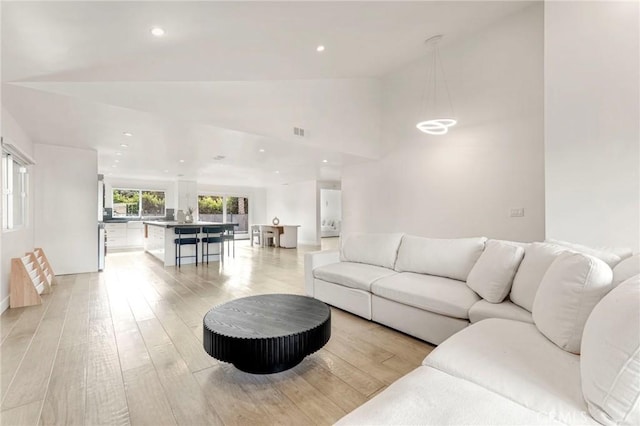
[203,294,331,374]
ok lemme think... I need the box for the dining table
[253,224,301,248]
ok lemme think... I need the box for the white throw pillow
[340,233,404,269]
[466,240,525,303]
[510,242,568,312]
[545,238,623,268]
[532,252,613,354]
[613,254,640,286]
[394,235,487,282]
[581,275,640,426]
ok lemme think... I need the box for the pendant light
[416,35,457,135]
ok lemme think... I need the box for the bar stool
[223,224,236,258]
[202,226,225,265]
[174,227,201,267]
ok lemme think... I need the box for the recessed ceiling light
[120,143,128,148]
[275,170,280,174]
[123,132,132,137]
[116,152,122,156]
[164,169,169,173]
[151,27,165,37]
[322,159,328,163]
[316,45,325,52]
[114,159,120,163]
[179,159,185,163]
[259,149,265,153]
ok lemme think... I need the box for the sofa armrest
[304,249,340,297]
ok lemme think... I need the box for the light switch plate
[510,208,525,217]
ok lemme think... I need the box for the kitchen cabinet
[105,221,145,248]
[144,223,166,261]
[127,221,144,247]
[105,223,127,248]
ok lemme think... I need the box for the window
[2,153,28,230]
[113,189,165,218]
[198,195,223,217]
[198,194,249,236]
[141,190,165,217]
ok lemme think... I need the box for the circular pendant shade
[416,118,457,135]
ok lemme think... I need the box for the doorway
[320,189,341,238]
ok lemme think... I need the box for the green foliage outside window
[226,197,248,214]
[113,189,139,216]
[198,195,223,214]
[142,191,165,216]
[113,189,165,217]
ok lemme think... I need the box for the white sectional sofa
[304,233,640,425]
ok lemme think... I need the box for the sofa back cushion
[532,252,613,354]
[581,274,640,426]
[613,254,640,286]
[545,238,624,268]
[466,240,525,303]
[510,242,568,312]
[340,233,404,269]
[394,236,487,282]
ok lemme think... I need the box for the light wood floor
[0,239,434,425]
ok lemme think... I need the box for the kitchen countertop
[103,218,168,223]
[143,221,238,228]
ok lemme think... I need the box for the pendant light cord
[436,43,456,118]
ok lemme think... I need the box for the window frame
[112,188,166,219]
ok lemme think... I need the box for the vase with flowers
[185,207,194,223]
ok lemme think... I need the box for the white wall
[1,107,36,311]
[34,144,98,275]
[266,180,319,245]
[545,1,639,252]
[342,4,544,242]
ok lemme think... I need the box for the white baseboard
[0,296,9,314]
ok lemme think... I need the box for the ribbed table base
[202,294,331,375]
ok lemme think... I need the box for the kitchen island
[143,221,237,267]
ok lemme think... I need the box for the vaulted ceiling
[1,1,532,187]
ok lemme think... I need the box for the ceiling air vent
[293,127,305,137]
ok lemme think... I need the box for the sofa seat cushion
[423,318,590,424]
[335,366,568,426]
[371,272,481,319]
[468,299,533,324]
[313,262,397,292]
